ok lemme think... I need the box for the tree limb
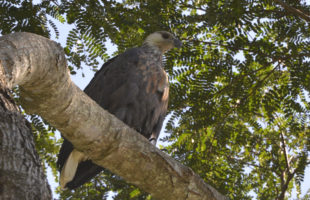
[0,32,227,200]
[279,131,291,174]
[273,0,310,22]
[0,78,52,199]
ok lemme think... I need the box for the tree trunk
[0,32,227,200]
[0,81,51,199]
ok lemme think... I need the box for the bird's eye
[162,33,170,39]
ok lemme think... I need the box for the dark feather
[57,45,169,189]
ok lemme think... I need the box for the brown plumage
[57,31,182,189]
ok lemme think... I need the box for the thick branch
[273,0,310,22]
[0,32,227,200]
[0,80,52,199]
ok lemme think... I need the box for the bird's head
[143,31,182,53]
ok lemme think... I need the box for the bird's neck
[142,43,164,56]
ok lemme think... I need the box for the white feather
[60,149,87,189]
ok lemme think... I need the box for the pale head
[143,31,182,53]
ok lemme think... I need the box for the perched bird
[57,31,182,189]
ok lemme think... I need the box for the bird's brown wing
[84,47,168,141]
[57,46,169,189]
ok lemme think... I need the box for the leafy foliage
[0,0,64,37]
[30,114,60,182]
[1,0,310,199]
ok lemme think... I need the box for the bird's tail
[57,138,104,190]
[60,149,87,189]
[65,161,104,189]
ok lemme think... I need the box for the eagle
[57,31,182,189]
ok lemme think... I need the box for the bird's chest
[136,64,168,95]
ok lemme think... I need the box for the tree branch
[279,131,291,174]
[277,170,294,200]
[273,0,310,22]
[0,32,227,200]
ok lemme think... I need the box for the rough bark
[0,32,227,200]
[0,69,51,198]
